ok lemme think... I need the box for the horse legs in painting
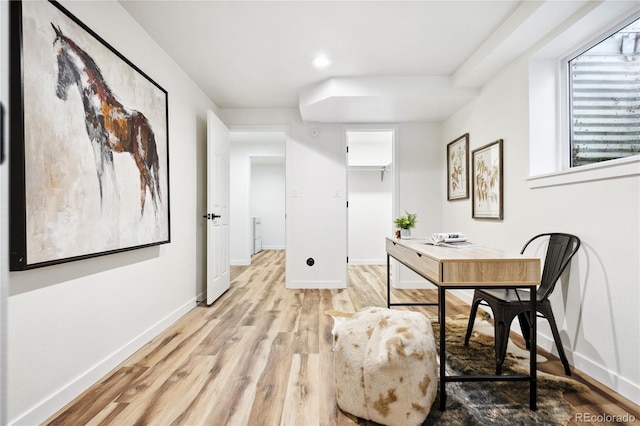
[129,111,161,216]
[85,121,119,208]
[92,140,114,205]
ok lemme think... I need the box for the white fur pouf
[327,307,438,426]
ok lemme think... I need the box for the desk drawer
[386,239,440,283]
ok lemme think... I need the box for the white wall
[286,123,348,288]
[441,52,640,404]
[394,123,444,288]
[251,160,285,250]
[229,135,285,265]
[6,1,216,424]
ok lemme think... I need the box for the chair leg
[517,312,531,350]
[540,303,572,376]
[464,297,482,346]
[494,319,512,375]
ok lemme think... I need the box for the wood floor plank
[46,366,147,426]
[317,350,339,426]
[45,250,640,426]
[115,311,220,404]
[294,290,321,354]
[281,353,320,426]
[201,374,254,426]
[177,323,272,426]
[247,331,295,425]
[328,288,357,315]
[193,301,253,356]
[201,316,285,424]
[347,267,384,309]
[127,354,218,425]
[84,402,129,426]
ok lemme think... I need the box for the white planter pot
[400,228,412,239]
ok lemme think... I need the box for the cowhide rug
[423,314,588,426]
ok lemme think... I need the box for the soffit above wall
[299,76,479,123]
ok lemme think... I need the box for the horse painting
[52,24,161,217]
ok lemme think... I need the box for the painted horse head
[52,24,88,102]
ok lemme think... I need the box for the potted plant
[394,211,417,239]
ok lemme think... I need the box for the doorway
[346,129,394,265]
[229,130,286,266]
[250,156,285,254]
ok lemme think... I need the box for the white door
[206,110,230,305]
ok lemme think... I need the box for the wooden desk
[386,237,541,411]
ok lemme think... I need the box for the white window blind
[569,18,640,167]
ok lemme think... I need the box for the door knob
[202,213,221,220]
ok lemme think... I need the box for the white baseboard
[10,298,197,426]
[262,245,285,250]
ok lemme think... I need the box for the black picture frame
[446,133,469,200]
[472,139,503,220]
[0,103,5,165]
[9,0,170,270]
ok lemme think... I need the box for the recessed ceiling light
[312,54,332,68]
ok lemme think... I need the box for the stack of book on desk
[426,233,476,248]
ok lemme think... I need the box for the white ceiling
[119,0,590,122]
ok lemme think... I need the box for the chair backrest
[520,233,581,301]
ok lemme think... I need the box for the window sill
[527,155,640,189]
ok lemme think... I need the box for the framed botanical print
[472,139,503,220]
[9,1,170,270]
[447,133,469,200]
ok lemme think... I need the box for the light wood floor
[47,250,640,425]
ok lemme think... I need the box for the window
[568,17,640,168]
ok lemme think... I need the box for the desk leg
[530,285,537,411]
[386,254,391,308]
[438,286,446,411]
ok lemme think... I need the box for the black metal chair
[464,233,581,376]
